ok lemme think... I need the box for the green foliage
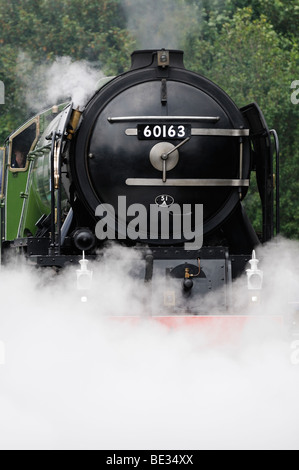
[0,0,134,68]
[183,5,299,239]
[0,0,135,142]
[254,0,299,40]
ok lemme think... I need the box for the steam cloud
[17,52,103,112]
[121,0,201,49]
[0,238,299,450]
[15,0,202,113]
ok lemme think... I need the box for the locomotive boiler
[0,49,279,313]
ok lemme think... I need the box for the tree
[0,0,135,142]
[183,7,299,238]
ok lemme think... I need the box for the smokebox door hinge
[161,79,167,105]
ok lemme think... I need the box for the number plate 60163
[137,124,191,140]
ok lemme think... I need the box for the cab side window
[9,120,38,172]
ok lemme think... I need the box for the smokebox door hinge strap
[161,79,167,105]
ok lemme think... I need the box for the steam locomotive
[0,49,279,313]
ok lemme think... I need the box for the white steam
[16,0,201,115]
[121,0,201,49]
[17,52,103,112]
[0,239,299,450]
